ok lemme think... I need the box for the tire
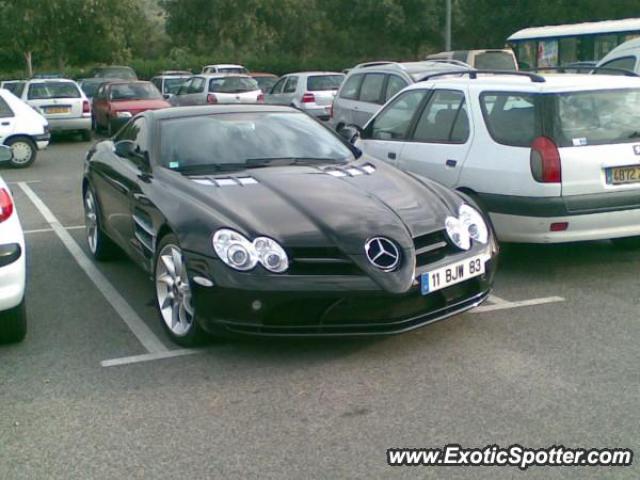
[84,185,118,261]
[611,236,640,249]
[0,299,27,344]
[6,136,37,168]
[154,234,207,347]
[81,129,92,142]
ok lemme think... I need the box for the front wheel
[6,137,36,168]
[0,299,26,344]
[155,234,207,347]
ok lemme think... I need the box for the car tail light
[530,136,561,183]
[550,222,569,232]
[0,188,14,223]
[301,92,315,103]
[257,93,265,103]
[82,100,91,114]
[207,94,218,104]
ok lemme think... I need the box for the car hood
[110,99,169,111]
[161,158,465,293]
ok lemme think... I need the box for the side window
[271,77,287,94]
[177,78,192,95]
[384,75,408,102]
[359,73,385,104]
[599,56,637,74]
[367,90,428,141]
[0,96,14,118]
[480,92,537,147]
[189,77,205,94]
[284,76,298,93]
[412,90,469,144]
[339,74,363,99]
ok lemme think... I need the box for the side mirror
[0,145,12,163]
[338,124,361,144]
[163,93,174,100]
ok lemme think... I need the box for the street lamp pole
[445,0,452,51]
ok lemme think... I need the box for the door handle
[1,122,9,126]
[446,159,457,167]
[388,152,397,160]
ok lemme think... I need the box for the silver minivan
[330,61,469,130]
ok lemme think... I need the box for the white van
[596,37,640,74]
[0,89,49,168]
[426,49,518,71]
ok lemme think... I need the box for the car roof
[204,64,245,69]
[147,104,298,121]
[286,71,343,76]
[410,72,640,93]
[26,78,78,84]
[195,73,252,79]
[350,61,470,81]
[598,37,640,65]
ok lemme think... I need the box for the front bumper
[185,249,496,337]
[47,117,91,132]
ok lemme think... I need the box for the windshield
[474,51,517,70]
[80,81,103,98]
[110,83,162,101]
[554,88,640,147]
[209,77,259,93]
[164,78,189,94]
[28,81,81,100]
[307,75,344,91]
[254,76,277,93]
[160,112,353,171]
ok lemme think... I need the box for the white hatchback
[352,71,640,244]
[0,146,27,343]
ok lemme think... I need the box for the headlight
[213,229,257,271]
[459,205,489,244]
[212,229,289,272]
[253,237,289,273]
[115,111,132,118]
[445,216,471,250]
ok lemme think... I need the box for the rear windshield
[209,77,258,93]
[28,82,81,100]
[93,67,136,79]
[474,52,517,70]
[480,92,538,147]
[217,67,248,74]
[164,77,189,94]
[4,82,25,97]
[110,83,162,100]
[307,75,344,91]
[554,88,640,147]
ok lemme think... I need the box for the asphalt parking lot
[0,136,638,479]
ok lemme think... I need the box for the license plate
[606,166,640,185]
[46,106,70,114]
[421,254,488,295]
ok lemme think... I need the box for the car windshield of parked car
[110,83,162,101]
[474,52,517,70]
[28,81,81,100]
[80,81,103,98]
[254,77,277,92]
[554,88,640,147]
[160,112,354,171]
[217,67,248,74]
[164,78,189,94]
[307,75,345,91]
[209,77,259,93]
[94,67,136,79]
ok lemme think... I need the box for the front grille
[413,230,456,268]
[288,246,363,276]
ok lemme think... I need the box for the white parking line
[101,349,201,367]
[7,180,42,184]
[23,225,84,234]
[488,294,509,305]
[17,182,168,354]
[471,296,565,314]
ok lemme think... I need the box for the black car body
[82,105,497,344]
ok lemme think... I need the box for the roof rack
[354,61,397,69]
[419,69,546,83]
[529,66,639,77]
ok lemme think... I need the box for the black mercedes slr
[82,105,498,346]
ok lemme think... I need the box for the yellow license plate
[608,166,640,185]
[46,107,70,114]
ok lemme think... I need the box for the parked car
[89,65,137,80]
[596,37,640,74]
[250,72,278,93]
[0,146,27,343]
[0,81,26,97]
[426,49,518,71]
[264,71,344,121]
[331,61,470,130]
[349,70,640,245]
[0,89,49,167]
[150,72,191,99]
[82,104,497,345]
[16,78,92,141]
[93,81,169,136]
[169,74,262,106]
[201,64,248,74]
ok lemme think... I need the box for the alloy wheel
[155,244,194,337]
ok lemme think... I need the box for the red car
[92,81,170,136]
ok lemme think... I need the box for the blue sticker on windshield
[169,161,180,169]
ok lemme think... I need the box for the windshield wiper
[244,157,346,168]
